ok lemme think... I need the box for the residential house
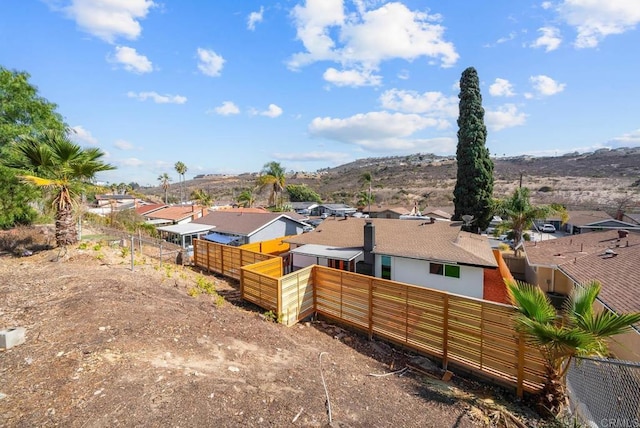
[311,204,357,218]
[156,223,216,249]
[365,206,411,219]
[422,207,454,220]
[144,205,208,227]
[523,230,640,361]
[284,218,508,301]
[89,194,140,216]
[191,210,309,246]
[543,210,639,234]
[135,203,167,217]
[290,202,319,215]
[621,212,640,226]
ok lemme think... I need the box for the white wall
[375,255,484,299]
[292,253,328,270]
[250,219,303,243]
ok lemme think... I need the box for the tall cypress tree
[453,67,494,232]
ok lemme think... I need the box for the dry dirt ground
[0,232,552,427]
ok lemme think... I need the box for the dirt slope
[0,242,545,427]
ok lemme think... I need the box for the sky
[2,0,640,186]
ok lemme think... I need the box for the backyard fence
[567,356,640,426]
[80,224,184,266]
[194,238,546,396]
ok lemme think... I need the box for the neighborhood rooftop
[286,218,497,268]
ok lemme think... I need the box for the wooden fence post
[517,332,525,398]
[442,294,449,370]
[368,277,374,340]
[277,278,282,322]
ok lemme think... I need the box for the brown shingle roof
[285,218,497,268]
[192,211,304,235]
[548,210,612,226]
[525,230,640,314]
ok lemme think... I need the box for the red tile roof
[145,205,208,222]
[135,203,167,216]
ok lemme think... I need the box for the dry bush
[0,225,54,255]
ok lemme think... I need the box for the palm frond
[567,281,600,322]
[577,310,640,338]
[507,280,557,324]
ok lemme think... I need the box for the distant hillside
[139,147,640,213]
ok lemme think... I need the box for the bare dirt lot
[0,232,551,427]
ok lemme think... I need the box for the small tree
[494,187,567,252]
[508,280,640,416]
[257,161,286,209]
[3,130,115,246]
[157,173,171,204]
[359,171,373,214]
[190,188,212,206]
[286,184,321,203]
[174,161,187,203]
[237,188,257,208]
[453,67,494,232]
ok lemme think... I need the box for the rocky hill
[140,147,640,213]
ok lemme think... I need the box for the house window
[430,262,460,279]
[429,263,443,275]
[381,256,391,279]
[328,259,351,271]
[444,264,460,278]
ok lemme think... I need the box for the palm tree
[190,188,212,207]
[174,161,187,204]
[3,130,115,246]
[356,190,374,209]
[494,187,567,253]
[359,171,373,215]
[257,161,286,210]
[507,280,640,416]
[237,188,256,208]
[157,173,171,204]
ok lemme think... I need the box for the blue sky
[2,0,639,186]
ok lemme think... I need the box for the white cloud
[127,91,187,104]
[260,104,283,118]
[197,48,225,77]
[530,26,562,51]
[289,1,458,85]
[397,69,410,80]
[541,2,553,10]
[607,129,640,148]
[70,125,98,145]
[484,31,517,47]
[485,104,527,131]
[60,0,155,43]
[379,89,458,122]
[489,78,516,97]
[309,111,447,151]
[212,101,240,116]
[119,157,144,167]
[530,75,566,96]
[114,139,134,150]
[109,46,153,73]
[247,6,264,31]
[322,67,382,87]
[557,0,640,48]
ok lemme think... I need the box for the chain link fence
[79,223,186,266]
[567,356,640,427]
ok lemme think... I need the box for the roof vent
[618,230,629,239]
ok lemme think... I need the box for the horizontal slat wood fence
[193,238,545,396]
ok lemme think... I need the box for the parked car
[541,224,556,233]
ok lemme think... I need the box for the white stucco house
[284,217,500,300]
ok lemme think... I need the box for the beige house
[523,230,640,361]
